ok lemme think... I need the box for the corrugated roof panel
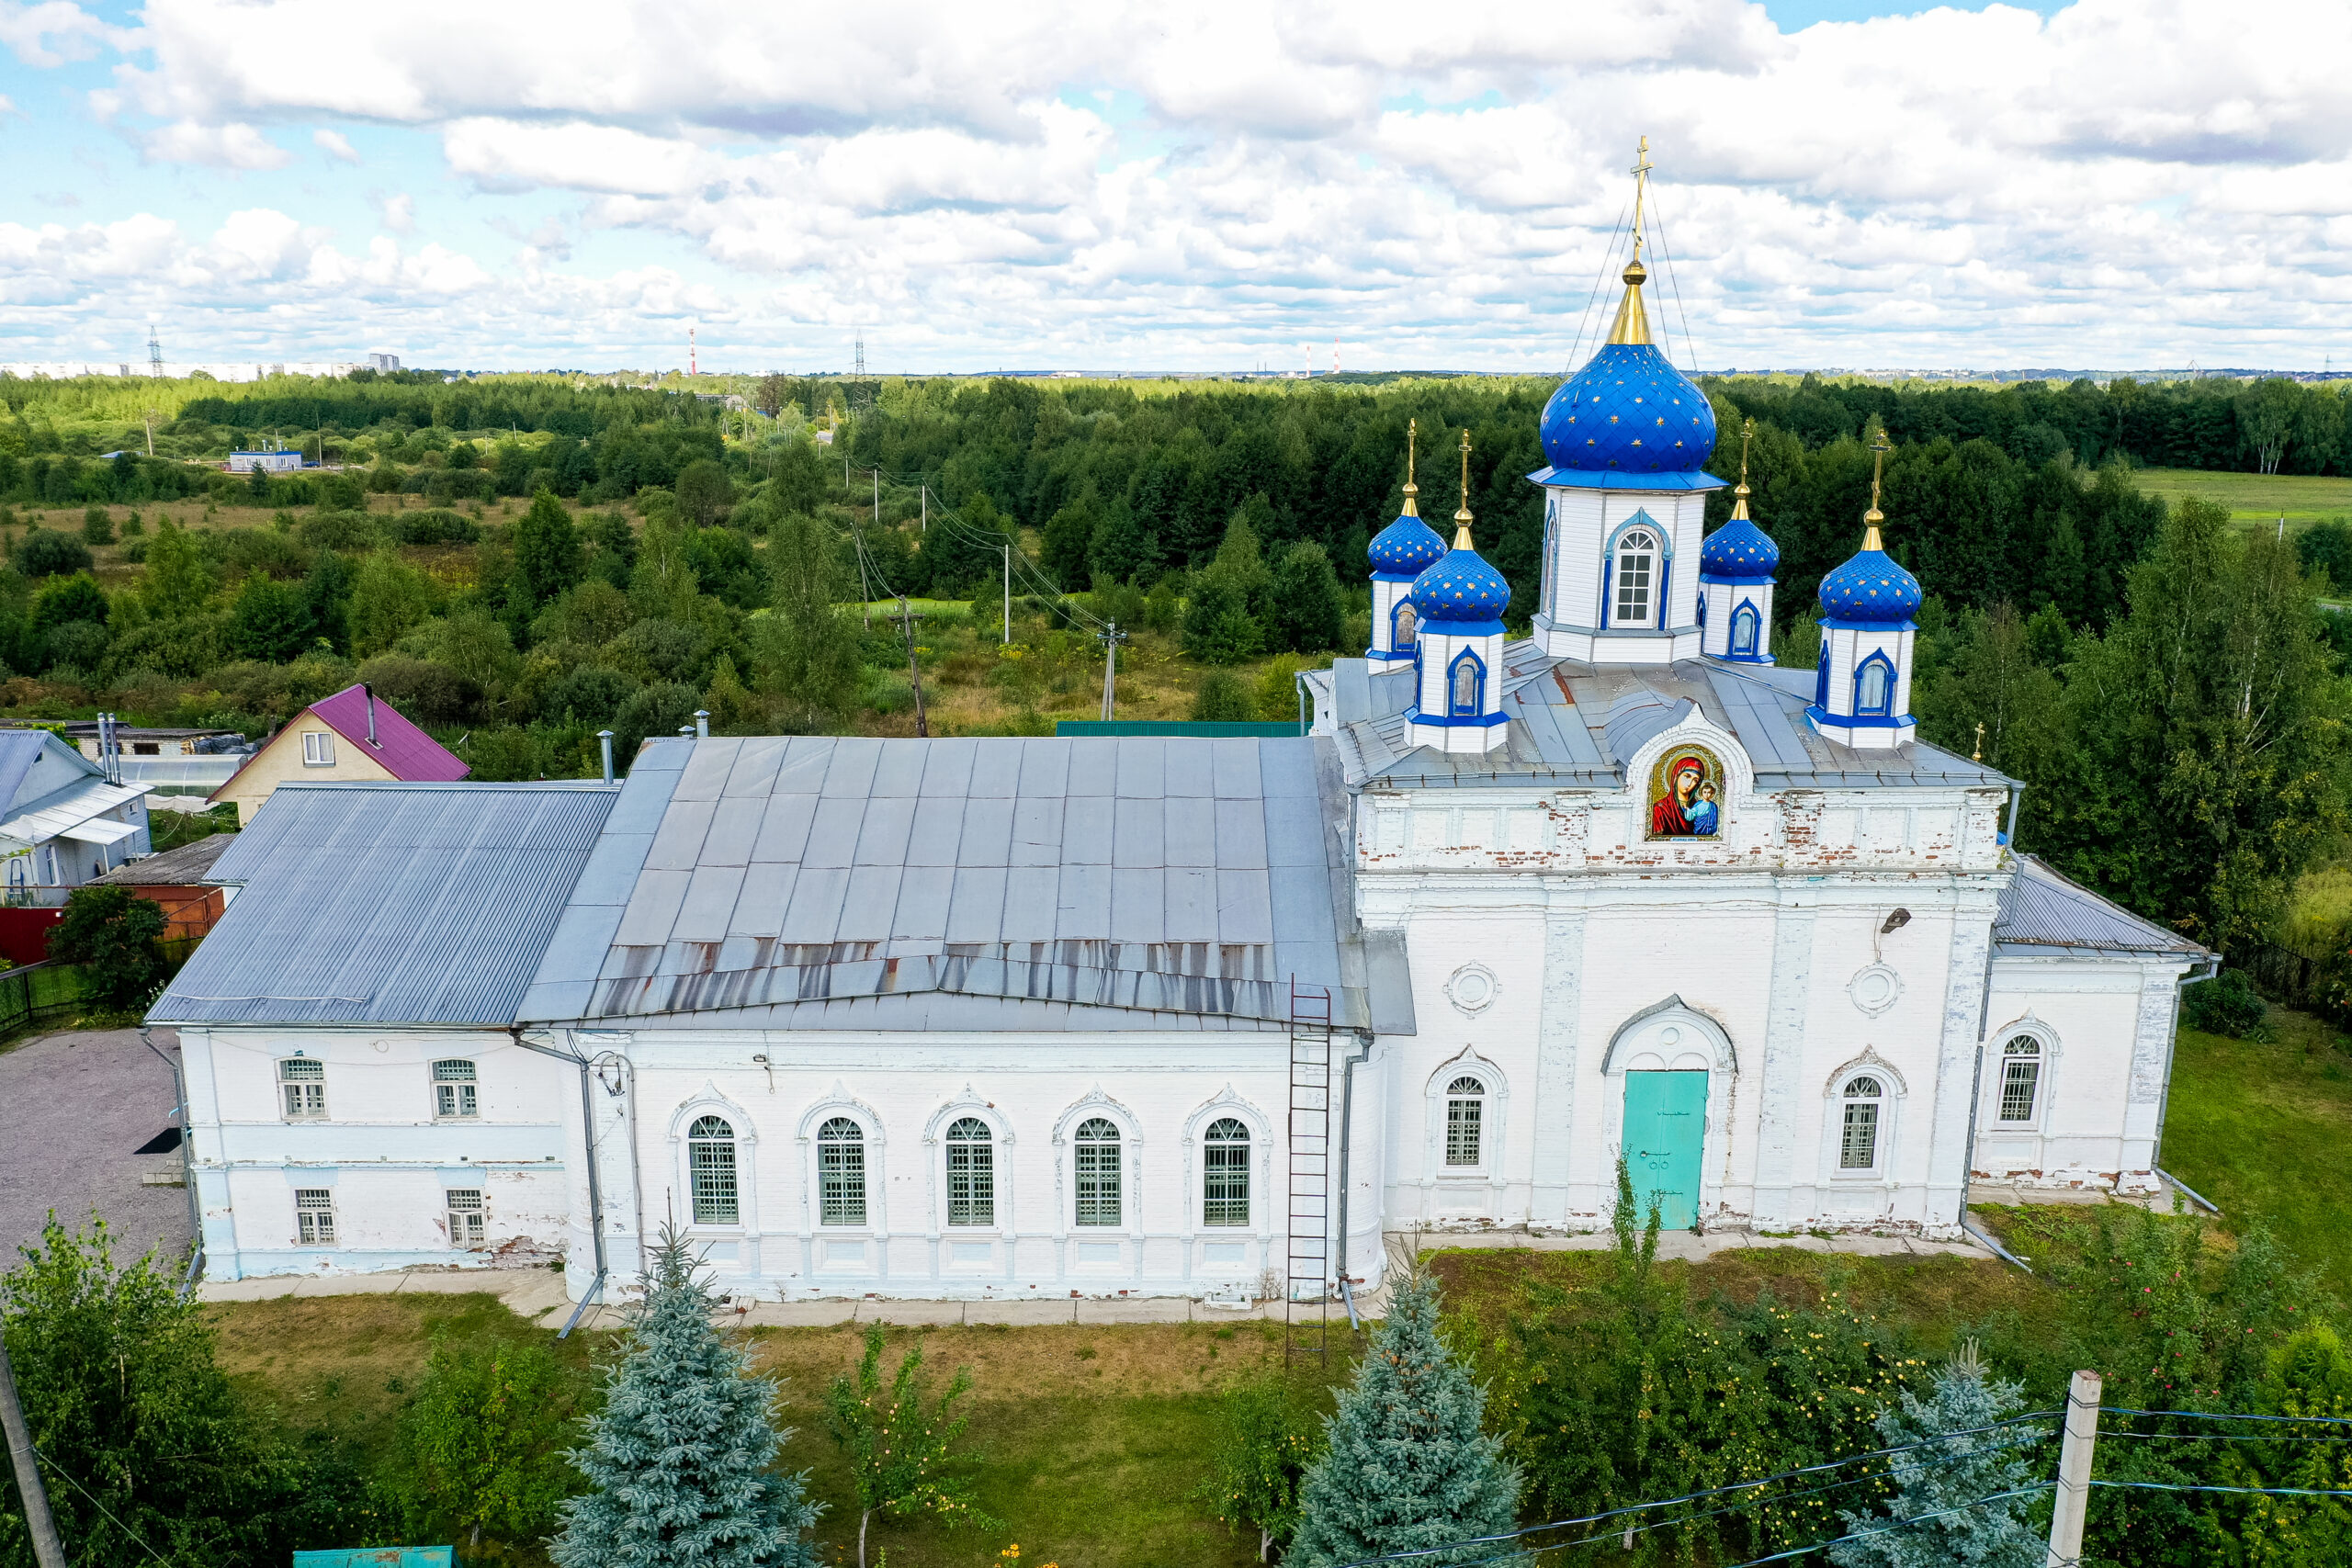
[1994,856,2208,958]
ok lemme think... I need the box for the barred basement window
[819,1117,866,1226]
[447,1189,486,1248]
[946,1117,994,1226]
[1074,1118,1121,1226]
[1445,1076,1486,1167]
[1840,1076,1884,1171]
[294,1189,335,1246]
[433,1059,478,1120]
[278,1057,325,1121]
[687,1115,740,1224]
[1998,1037,2042,1123]
[1203,1118,1250,1227]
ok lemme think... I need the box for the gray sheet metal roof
[1993,855,2210,961]
[94,832,232,886]
[519,734,1383,1032]
[1330,644,2015,794]
[151,782,618,1026]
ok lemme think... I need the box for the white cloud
[378,192,414,233]
[0,0,110,67]
[142,119,292,169]
[312,127,357,163]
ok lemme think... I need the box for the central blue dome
[1700,515,1779,581]
[1818,547,1922,625]
[1410,544,1510,626]
[1369,511,1446,578]
[1539,343,1716,475]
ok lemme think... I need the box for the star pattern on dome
[1817,550,1923,623]
[1538,343,1717,475]
[1368,512,1446,576]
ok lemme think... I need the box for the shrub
[1191,670,1254,722]
[2183,967,2266,1037]
[43,620,111,674]
[611,681,702,763]
[391,508,481,546]
[82,505,113,546]
[395,1331,587,1553]
[47,884,167,1008]
[356,654,481,726]
[540,666,638,728]
[298,511,384,552]
[17,527,93,577]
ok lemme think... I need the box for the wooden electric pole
[0,1334,67,1568]
[897,594,929,738]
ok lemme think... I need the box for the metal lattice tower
[1284,977,1333,1366]
[147,324,163,379]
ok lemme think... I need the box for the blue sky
[0,0,2342,373]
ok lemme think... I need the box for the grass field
[2134,468,2352,528]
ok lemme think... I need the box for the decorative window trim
[1853,650,1896,716]
[1607,516,1666,630]
[1814,642,1830,708]
[1182,1088,1271,1239]
[1422,1049,1510,1184]
[1837,1076,1888,1176]
[1730,602,1760,657]
[796,1086,886,1235]
[1052,1089,1142,1236]
[666,1085,758,1234]
[1392,598,1420,651]
[1443,962,1500,1016]
[1847,964,1903,1018]
[1819,1048,1906,1185]
[922,1088,1011,1237]
[1984,1019,2058,1130]
[1600,994,1738,1077]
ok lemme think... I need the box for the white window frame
[1995,1033,2046,1127]
[1444,1076,1487,1168]
[278,1057,326,1122]
[301,730,335,767]
[446,1188,486,1248]
[817,1115,869,1228]
[1072,1117,1123,1228]
[687,1114,741,1225]
[1612,527,1659,628]
[944,1116,996,1227]
[294,1188,335,1246]
[1201,1117,1251,1227]
[1838,1076,1887,1175]
[432,1058,479,1120]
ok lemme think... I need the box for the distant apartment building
[369,352,401,373]
[226,449,304,474]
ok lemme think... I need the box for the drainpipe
[363,684,379,749]
[597,730,615,784]
[1334,1028,1374,1329]
[2154,956,2222,1209]
[508,1027,608,1336]
[139,1028,204,1294]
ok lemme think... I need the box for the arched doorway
[1623,1072,1706,1229]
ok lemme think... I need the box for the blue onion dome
[1369,510,1445,578]
[1540,342,1716,473]
[1818,543,1922,624]
[1700,479,1779,581]
[1410,541,1511,625]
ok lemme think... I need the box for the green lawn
[2156,1012,2352,1297]
[2134,468,2352,529]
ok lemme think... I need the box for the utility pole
[920,485,926,533]
[1097,621,1128,721]
[142,408,158,458]
[0,1334,67,1568]
[1002,544,1012,645]
[897,594,929,737]
[2046,1369,2101,1568]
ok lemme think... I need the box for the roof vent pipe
[694,709,709,739]
[363,684,379,747]
[597,729,615,784]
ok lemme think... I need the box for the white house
[0,729,153,889]
[153,166,2211,1305]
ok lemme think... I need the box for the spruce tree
[552,1232,820,1568]
[1287,1265,1521,1568]
[1829,1343,2047,1568]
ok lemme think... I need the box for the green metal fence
[0,937,203,1043]
[1053,720,1306,738]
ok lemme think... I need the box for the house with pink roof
[210,683,469,822]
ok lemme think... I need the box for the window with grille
[1998,1037,2042,1122]
[946,1117,994,1226]
[1445,1077,1486,1167]
[1614,530,1657,626]
[295,1189,335,1246]
[687,1114,739,1224]
[432,1059,478,1120]
[819,1117,866,1226]
[301,730,334,766]
[278,1058,325,1121]
[1203,1117,1250,1227]
[1075,1117,1121,1226]
[447,1188,486,1247]
[1840,1076,1883,1170]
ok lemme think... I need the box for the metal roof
[94,832,233,886]
[519,734,1391,1032]
[151,782,618,1026]
[307,684,470,782]
[1992,855,2210,961]
[0,779,151,851]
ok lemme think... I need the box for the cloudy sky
[0,0,2345,374]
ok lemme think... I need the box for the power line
[1565,200,1632,376]
[1646,188,1702,375]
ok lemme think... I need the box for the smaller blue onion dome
[1700,516,1778,581]
[1370,510,1445,577]
[1818,546,1922,624]
[1411,546,1511,625]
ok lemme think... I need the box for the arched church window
[1731,603,1759,658]
[1075,1117,1121,1226]
[1855,654,1894,716]
[1444,1077,1486,1167]
[1203,1118,1250,1227]
[1815,643,1830,708]
[1997,1037,2042,1123]
[1613,529,1658,627]
[819,1116,866,1226]
[1393,600,1419,651]
[1839,1077,1883,1171]
[1448,650,1483,716]
[946,1116,994,1225]
[688,1114,740,1224]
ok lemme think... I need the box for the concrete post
[2047,1368,2102,1567]
[0,1335,67,1568]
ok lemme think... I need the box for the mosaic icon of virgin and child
[1648,749,1723,839]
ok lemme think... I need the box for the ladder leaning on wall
[1284,976,1333,1366]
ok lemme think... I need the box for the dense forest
[1,366,2349,956]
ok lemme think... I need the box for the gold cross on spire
[1453,428,1476,550]
[1863,427,1892,551]
[1629,135,1654,265]
[1607,136,1656,346]
[1731,416,1755,520]
[1400,417,1419,516]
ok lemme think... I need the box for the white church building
[154,181,2210,1307]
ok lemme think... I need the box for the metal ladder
[1284,977,1333,1366]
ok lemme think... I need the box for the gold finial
[1606,137,1655,346]
[1862,427,1892,552]
[1400,417,1419,517]
[1972,721,1985,763]
[1731,416,1755,521]
[1453,428,1475,550]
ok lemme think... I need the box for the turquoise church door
[1623,1071,1708,1230]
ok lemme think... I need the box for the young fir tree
[1287,1264,1521,1568]
[552,1231,820,1568]
[1829,1343,2047,1568]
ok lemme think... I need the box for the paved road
[0,1027,192,1270]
